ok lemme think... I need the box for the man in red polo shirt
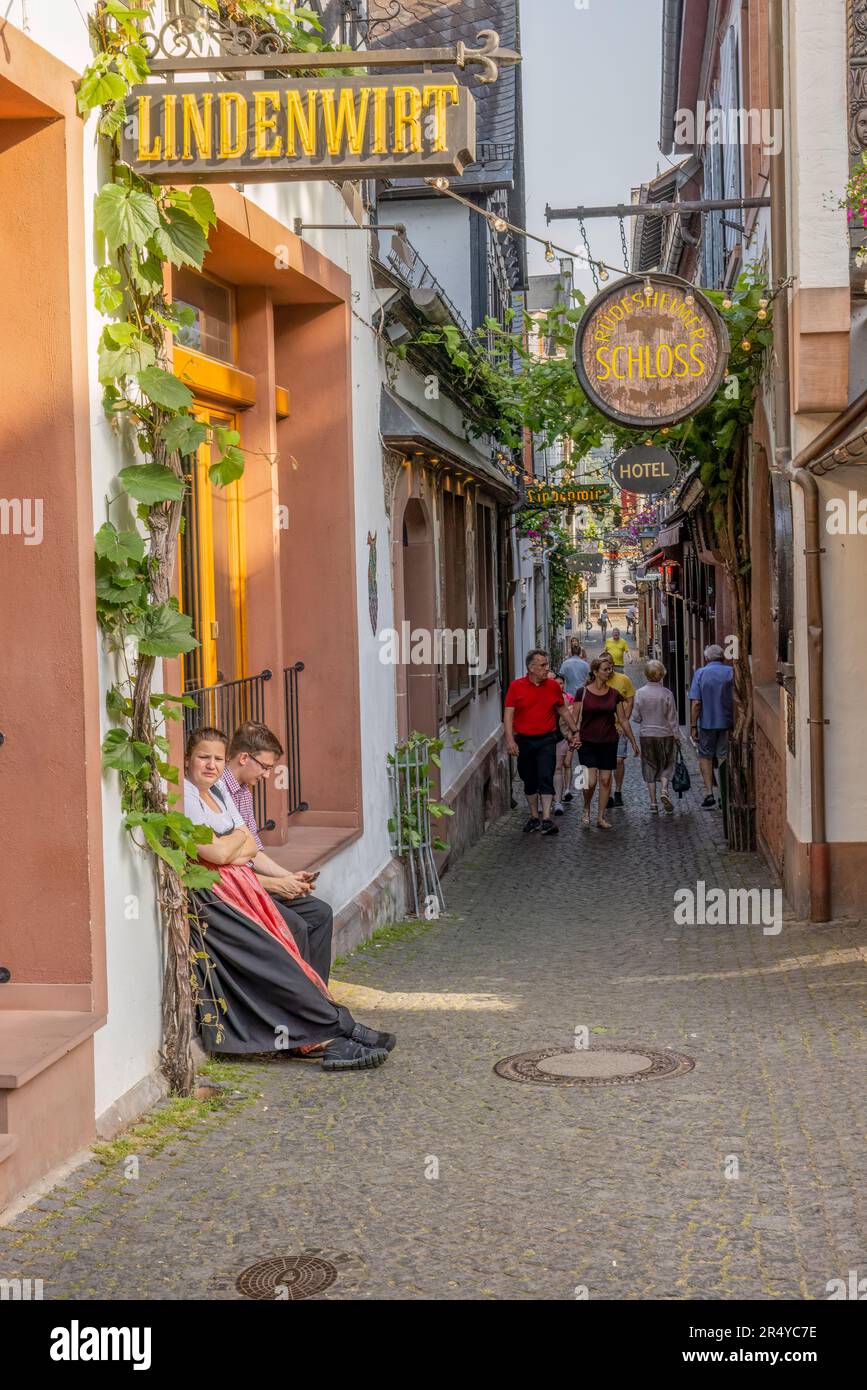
[505,649,577,836]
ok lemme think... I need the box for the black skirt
[577,740,619,771]
[189,890,355,1055]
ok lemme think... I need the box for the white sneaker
[553,801,565,816]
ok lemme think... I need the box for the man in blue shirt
[688,644,734,808]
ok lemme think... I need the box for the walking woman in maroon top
[572,655,639,829]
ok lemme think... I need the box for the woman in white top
[183,725,393,1071]
[631,661,681,814]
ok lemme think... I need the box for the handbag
[672,745,691,797]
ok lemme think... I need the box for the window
[475,502,496,676]
[442,489,470,702]
[179,406,247,691]
[173,267,235,365]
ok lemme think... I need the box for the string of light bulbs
[424,177,622,282]
[424,178,794,350]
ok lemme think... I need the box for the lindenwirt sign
[523,483,612,508]
[574,273,729,428]
[122,78,477,183]
[124,20,521,184]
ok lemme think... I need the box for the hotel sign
[523,483,612,509]
[121,77,477,183]
[611,446,678,496]
[574,273,729,428]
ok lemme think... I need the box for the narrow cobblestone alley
[2,704,865,1302]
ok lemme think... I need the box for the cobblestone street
[3,696,866,1302]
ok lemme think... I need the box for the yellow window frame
[178,404,247,691]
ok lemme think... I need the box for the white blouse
[183,778,246,835]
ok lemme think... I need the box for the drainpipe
[769,0,829,920]
[771,0,867,920]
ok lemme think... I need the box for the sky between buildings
[521,0,665,297]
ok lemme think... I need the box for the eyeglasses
[248,754,276,775]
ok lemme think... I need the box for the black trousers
[270,893,334,983]
[515,731,558,797]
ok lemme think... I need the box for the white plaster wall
[382,198,474,328]
[789,0,850,291]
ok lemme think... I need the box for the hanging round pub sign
[611,445,678,495]
[574,273,729,428]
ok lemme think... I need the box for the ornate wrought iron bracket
[142,5,520,83]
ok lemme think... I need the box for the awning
[656,519,685,548]
[380,388,518,498]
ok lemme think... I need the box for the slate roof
[369,0,521,190]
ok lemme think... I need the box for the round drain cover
[537,1049,654,1079]
[236,1254,338,1300]
[493,1043,695,1087]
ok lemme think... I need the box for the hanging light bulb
[598,265,610,282]
[758,298,769,310]
[722,296,733,310]
[433,177,450,191]
[493,216,508,234]
[757,308,767,320]
[544,241,556,264]
[684,290,695,306]
[644,278,653,299]
[741,337,752,352]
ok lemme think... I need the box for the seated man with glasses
[217,721,333,982]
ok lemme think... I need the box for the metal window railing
[183,668,276,829]
[283,662,308,817]
[182,662,308,829]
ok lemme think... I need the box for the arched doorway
[401,496,438,741]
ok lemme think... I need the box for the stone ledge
[95,1067,169,1143]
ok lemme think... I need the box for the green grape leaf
[95,183,160,252]
[208,446,245,487]
[137,601,199,657]
[160,414,207,457]
[94,522,145,565]
[136,366,195,411]
[118,463,185,504]
[94,266,124,315]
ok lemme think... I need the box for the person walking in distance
[601,654,636,809]
[626,603,637,638]
[552,673,575,816]
[603,626,631,672]
[598,606,610,643]
[688,643,734,808]
[572,656,639,830]
[558,637,591,697]
[632,661,681,814]
[558,640,590,803]
[505,650,577,836]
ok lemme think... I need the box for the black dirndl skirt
[189,890,354,1054]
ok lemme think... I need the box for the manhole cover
[493,1044,695,1087]
[236,1254,338,1300]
